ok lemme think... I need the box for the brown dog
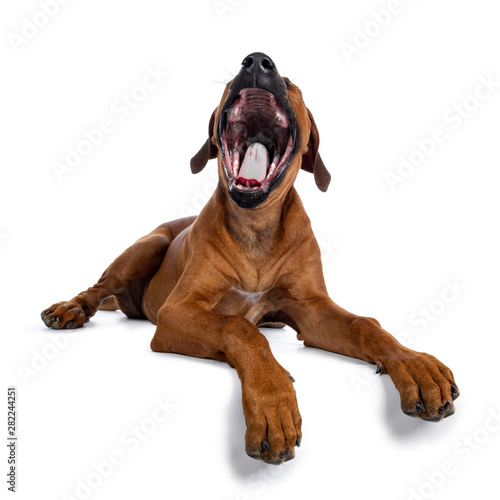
[41,52,459,464]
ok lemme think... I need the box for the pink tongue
[238,143,268,183]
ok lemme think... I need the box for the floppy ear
[301,108,331,192]
[190,108,218,174]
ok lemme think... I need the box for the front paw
[242,372,302,464]
[384,351,459,421]
[41,301,88,329]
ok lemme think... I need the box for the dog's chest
[231,287,264,303]
[212,287,270,324]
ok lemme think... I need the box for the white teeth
[232,150,240,174]
[275,110,289,127]
[268,154,280,177]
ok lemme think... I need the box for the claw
[416,402,426,413]
[261,440,270,451]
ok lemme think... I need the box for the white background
[1,1,500,499]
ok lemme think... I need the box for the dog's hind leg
[41,217,196,330]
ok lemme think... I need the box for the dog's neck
[211,181,306,253]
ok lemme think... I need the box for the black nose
[224,52,287,125]
[241,52,276,75]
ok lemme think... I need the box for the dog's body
[42,53,459,464]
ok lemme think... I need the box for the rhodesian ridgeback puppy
[42,52,459,464]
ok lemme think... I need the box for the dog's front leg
[283,295,459,421]
[40,221,192,329]
[151,297,302,464]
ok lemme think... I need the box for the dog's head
[190,52,331,209]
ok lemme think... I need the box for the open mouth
[220,88,295,193]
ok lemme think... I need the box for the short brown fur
[42,66,458,465]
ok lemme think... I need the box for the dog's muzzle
[222,88,294,190]
[218,53,297,209]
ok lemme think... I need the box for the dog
[41,52,459,464]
